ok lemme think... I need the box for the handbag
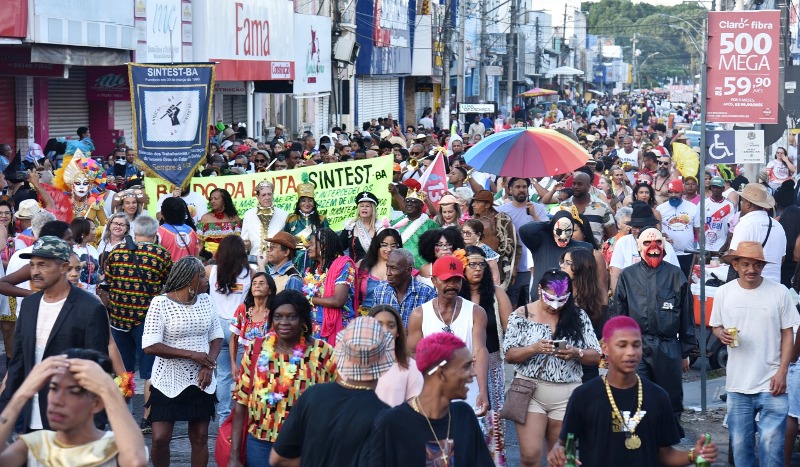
[499,376,538,424]
[214,336,263,466]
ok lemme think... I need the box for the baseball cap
[667,179,684,193]
[432,255,465,281]
[710,176,725,188]
[20,236,71,262]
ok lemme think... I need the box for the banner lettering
[144,157,393,231]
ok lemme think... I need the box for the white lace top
[142,294,224,397]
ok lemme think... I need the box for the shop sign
[87,66,130,100]
[0,47,65,77]
[293,14,332,94]
[204,0,295,81]
[146,0,182,63]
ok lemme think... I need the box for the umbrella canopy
[518,88,558,97]
[546,66,585,77]
[463,128,589,177]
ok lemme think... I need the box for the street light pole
[697,15,709,415]
[637,51,660,90]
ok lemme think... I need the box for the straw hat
[723,241,771,264]
[739,183,775,209]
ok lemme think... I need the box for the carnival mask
[72,178,91,198]
[541,277,571,309]
[637,228,664,268]
[541,289,571,309]
[553,217,573,248]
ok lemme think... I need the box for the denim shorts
[788,362,800,418]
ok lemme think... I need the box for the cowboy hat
[739,183,775,209]
[723,241,771,265]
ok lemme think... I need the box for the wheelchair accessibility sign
[705,130,764,164]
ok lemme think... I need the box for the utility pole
[505,0,516,115]
[562,4,568,67]
[441,0,453,127]
[534,17,541,87]
[631,32,637,91]
[479,0,487,102]
[456,0,466,103]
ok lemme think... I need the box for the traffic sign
[705,130,765,164]
[706,11,780,124]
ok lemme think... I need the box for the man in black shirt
[270,316,394,467]
[547,316,717,466]
[366,332,493,466]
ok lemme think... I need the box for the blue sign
[129,63,215,187]
[355,0,414,75]
[705,130,736,164]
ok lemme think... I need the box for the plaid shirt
[373,278,437,328]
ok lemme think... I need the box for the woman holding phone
[503,269,601,467]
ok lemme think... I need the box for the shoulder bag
[499,305,548,425]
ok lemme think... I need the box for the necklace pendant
[442,325,453,334]
[625,434,641,450]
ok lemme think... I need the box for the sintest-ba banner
[144,157,393,231]
[706,11,780,124]
[129,63,216,188]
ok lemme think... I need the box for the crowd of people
[0,92,797,465]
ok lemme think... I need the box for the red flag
[419,151,448,208]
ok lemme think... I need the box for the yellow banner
[145,157,394,231]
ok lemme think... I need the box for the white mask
[72,178,91,198]
[542,290,571,309]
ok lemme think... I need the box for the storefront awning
[31,45,129,67]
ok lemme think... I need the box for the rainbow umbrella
[463,128,589,177]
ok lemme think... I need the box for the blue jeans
[216,317,235,424]
[245,434,273,467]
[111,321,154,379]
[727,391,788,467]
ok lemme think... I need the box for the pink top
[374,359,424,407]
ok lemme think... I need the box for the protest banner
[129,63,216,188]
[145,157,393,231]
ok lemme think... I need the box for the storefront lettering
[152,2,179,35]
[235,2,271,57]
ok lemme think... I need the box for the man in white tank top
[406,255,490,416]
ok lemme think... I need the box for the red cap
[667,179,684,193]
[393,163,402,172]
[432,255,465,281]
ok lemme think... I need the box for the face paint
[542,289,571,309]
[72,178,91,198]
[553,217,573,248]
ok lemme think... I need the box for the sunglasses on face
[255,159,267,163]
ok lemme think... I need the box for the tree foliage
[581,0,707,87]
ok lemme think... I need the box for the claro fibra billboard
[355,0,414,75]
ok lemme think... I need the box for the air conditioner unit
[333,30,360,64]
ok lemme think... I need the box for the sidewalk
[683,375,727,411]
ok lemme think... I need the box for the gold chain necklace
[337,380,372,390]
[604,375,644,450]
[411,396,452,466]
